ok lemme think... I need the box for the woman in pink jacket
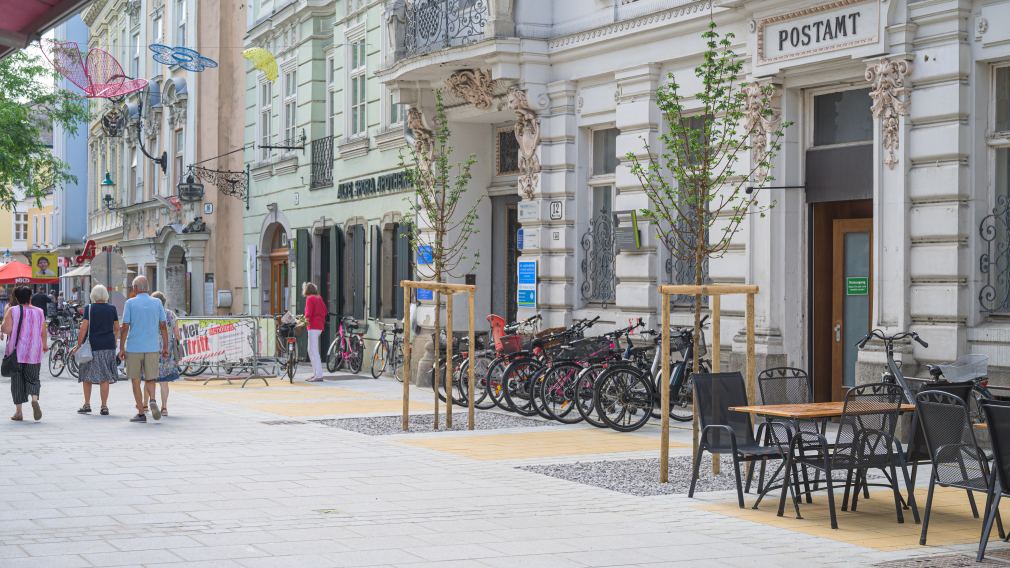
[3,286,48,421]
[302,282,326,382]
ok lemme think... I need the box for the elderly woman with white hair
[73,284,119,415]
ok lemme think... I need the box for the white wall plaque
[518,201,538,221]
[757,0,880,66]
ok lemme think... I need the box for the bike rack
[400,280,478,432]
[657,284,759,483]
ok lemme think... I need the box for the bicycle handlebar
[856,329,928,349]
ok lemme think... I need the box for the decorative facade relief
[445,69,494,110]
[742,81,781,183]
[406,107,434,175]
[865,58,912,170]
[507,88,541,200]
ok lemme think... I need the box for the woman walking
[147,291,180,415]
[3,286,48,421]
[302,282,326,382]
[74,284,119,415]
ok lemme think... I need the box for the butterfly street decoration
[41,40,148,99]
[150,44,218,72]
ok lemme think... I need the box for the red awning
[0,261,57,285]
[0,0,93,59]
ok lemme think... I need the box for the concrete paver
[0,368,1007,567]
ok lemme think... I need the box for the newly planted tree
[400,91,483,405]
[626,22,788,375]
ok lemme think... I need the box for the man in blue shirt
[119,276,168,423]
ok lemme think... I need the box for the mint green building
[243,0,413,352]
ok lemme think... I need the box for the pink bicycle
[325,314,364,374]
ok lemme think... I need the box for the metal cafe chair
[976,400,1010,561]
[755,367,821,498]
[689,372,790,508]
[915,390,1002,546]
[776,383,919,529]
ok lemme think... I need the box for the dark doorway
[491,195,520,323]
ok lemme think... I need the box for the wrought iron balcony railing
[310,136,334,189]
[404,0,490,58]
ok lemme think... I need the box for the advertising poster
[32,252,58,279]
[177,318,255,365]
[517,260,537,309]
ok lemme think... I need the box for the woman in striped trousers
[4,286,48,421]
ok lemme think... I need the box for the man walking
[119,276,168,423]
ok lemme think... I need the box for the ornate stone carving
[183,217,207,233]
[406,107,434,175]
[977,17,989,39]
[742,81,781,183]
[507,88,541,200]
[168,103,186,127]
[865,58,912,170]
[384,0,406,59]
[445,69,494,110]
[125,0,142,20]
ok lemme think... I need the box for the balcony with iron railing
[402,0,491,58]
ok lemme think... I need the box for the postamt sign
[757,0,881,67]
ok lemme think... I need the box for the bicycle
[47,334,72,377]
[592,317,710,432]
[369,318,404,380]
[277,319,300,382]
[325,314,364,374]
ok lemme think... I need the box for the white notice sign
[518,201,538,221]
[757,0,880,66]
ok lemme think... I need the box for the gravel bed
[314,412,549,435]
[520,455,756,496]
[874,553,1008,567]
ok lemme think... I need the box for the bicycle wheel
[48,341,66,377]
[541,361,585,424]
[347,335,364,374]
[390,341,404,382]
[481,356,507,410]
[595,366,654,432]
[651,361,705,422]
[456,352,494,409]
[67,350,80,379]
[370,340,389,379]
[575,365,608,428]
[286,343,297,382]
[430,357,452,404]
[502,357,543,416]
[325,339,340,373]
[180,364,208,377]
[530,366,553,419]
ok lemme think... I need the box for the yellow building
[27,199,54,251]
[0,208,14,254]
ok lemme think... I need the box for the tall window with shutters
[343,224,366,319]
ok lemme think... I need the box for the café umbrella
[0,261,58,285]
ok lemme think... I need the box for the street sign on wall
[517,260,537,309]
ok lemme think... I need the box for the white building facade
[379,0,1010,396]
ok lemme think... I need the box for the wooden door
[831,218,872,400]
[269,255,288,315]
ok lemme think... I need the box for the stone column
[185,238,208,316]
[614,64,662,326]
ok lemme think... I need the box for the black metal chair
[915,390,1000,546]
[777,382,919,529]
[755,367,820,497]
[976,400,1010,561]
[689,372,787,508]
[904,382,975,513]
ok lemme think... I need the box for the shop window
[813,88,873,147]
[980,64,1010,313]
[581,128,619,306]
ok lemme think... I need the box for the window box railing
[310,136,334,189]
[404,0,490,58]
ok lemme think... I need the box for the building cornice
[546,0,714,52]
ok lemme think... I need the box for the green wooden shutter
[295,228,311,357]
[369,225,382,318]
[352,225,366,319]
[393,224,411,319]
[328,226,343,338]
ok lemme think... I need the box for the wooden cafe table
[730,401,916,420]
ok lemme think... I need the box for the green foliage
[399,90,483,283]
[0,50,90,209]
[626,21,789,265]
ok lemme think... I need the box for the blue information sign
[517,228,524,251]
[416,288,433,301]
[417,245,433,265]
[517,260,537,308]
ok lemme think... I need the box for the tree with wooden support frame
[399,90,484,429]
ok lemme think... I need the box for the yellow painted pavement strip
[398,429,684,461]
[699,486,1002,551]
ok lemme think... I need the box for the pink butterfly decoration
[42,40,148,98]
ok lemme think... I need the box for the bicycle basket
[937,354,989,381]
[559,337,613,361]
[500,334,526,355]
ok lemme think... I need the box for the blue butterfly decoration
[150,44,218,72]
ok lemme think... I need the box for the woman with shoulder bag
[2,286,48,421]
[73,284,119,415]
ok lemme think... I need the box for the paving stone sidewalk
[0,368,1003,567]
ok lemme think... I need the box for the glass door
[831,218,872,400]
